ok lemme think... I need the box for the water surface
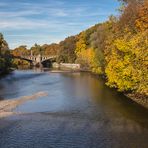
[0,70,148,148]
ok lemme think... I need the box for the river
[0,70,148,148]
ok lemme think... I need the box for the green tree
[0,33,12,74]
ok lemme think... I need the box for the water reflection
[0,70,148,148]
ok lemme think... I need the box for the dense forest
[57,0,148,98]
[0,0,147,100]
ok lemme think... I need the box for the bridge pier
[30,61,43,68]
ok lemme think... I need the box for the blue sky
[0,0,120,49]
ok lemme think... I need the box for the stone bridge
[13,54,57,67]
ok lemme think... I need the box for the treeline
[0,33,12,74]
[57,0,148,96]
[12,43,59,68]
[11,0,147,97]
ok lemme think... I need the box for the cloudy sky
[0,0,120,49]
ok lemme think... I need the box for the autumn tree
[43,43,59,56]
[105,0,148,96]
[11,45,30,68]
[57,36,77,63]
[12,45,29,56]
[135,0,148,31]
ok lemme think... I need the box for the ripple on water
[0,70,148,148]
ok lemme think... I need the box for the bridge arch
[11,54,57,67]
[41,56,57,68]
[41,56,57,63]
[12,56,33,63]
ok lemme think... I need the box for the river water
[0,70,148,148]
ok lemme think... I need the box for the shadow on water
[92,74,148,129]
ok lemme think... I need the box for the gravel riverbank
[0,92,48,118]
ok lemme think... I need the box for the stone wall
[52,62,80,70]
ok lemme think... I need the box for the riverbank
[87,71,148,109]
[0,92,48,118]
[50,69,83,73]
[126,93,148,109]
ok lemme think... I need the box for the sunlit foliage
[105,0,148,95]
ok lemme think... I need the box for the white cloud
[0,0,119,48]
[7,34,63,49]
[0,18,47,30]
[0,10,41,17]
[0,0,113,30]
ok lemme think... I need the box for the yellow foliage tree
[136,1,148,32]
[75,32,100,71]
[105,29,148,95]
[75,32,87,55]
